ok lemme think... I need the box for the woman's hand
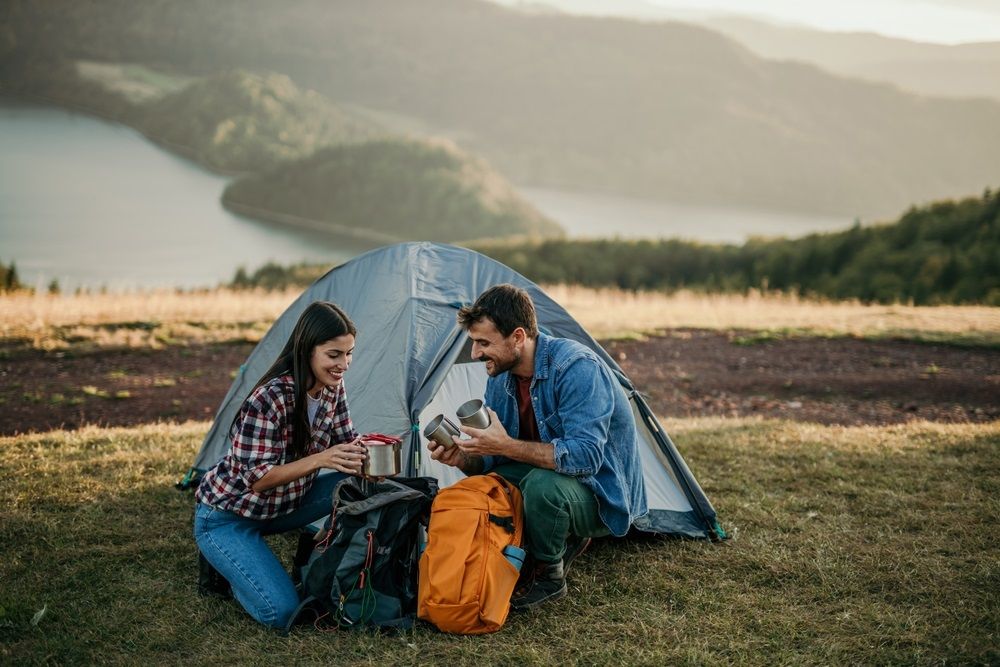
[312,437,367,475]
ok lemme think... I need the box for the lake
[518,187,852,244]
[0,101,375,291]
[0,101,855,290]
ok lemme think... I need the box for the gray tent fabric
[185,242,723,539]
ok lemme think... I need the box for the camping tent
[184,242,723,539]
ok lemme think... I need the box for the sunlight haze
[496,0,1000,44]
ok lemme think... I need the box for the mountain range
[704,16,1000,103]
[5,0,999,219]
[498,1,1000,101]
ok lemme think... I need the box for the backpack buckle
[488,513,515,533]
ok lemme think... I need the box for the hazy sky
[495,0,1000,44]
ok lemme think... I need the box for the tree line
[472,189,1000,305]
[222,189,999,306]
[1,260,23,292]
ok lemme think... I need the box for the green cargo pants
[492,462,611,564]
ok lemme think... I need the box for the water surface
[519,186,852,244]
[0,101,373,290]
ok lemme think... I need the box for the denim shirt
[481,333,648,537]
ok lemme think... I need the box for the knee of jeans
[272,600,300,630]
[259,590,301,630]
[252,602,295,630]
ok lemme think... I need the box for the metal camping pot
[362,436,402,477]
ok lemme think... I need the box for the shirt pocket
[542,411,562,437]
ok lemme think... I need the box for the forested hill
[133,70,385,173]
[472,190,1000,305]
[222,139,563,243]
[0,61,384,174]
[6,0,1000,218]
[0,57,556,243]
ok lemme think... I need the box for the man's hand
[427,438,466,468]
[458,407,512,457]
[461,407,557,470]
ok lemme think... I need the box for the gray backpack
[292,476,437,631]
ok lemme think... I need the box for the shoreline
[220,200,403,245]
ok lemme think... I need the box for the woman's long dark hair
[255,301,357,460]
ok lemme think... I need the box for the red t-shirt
[514,375,540,442]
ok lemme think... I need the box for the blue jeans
[193,472,346,629]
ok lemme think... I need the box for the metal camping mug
[362,438,401,477]
[423,414,461,449]
[456,398,491,429]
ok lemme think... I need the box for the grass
[0,288,297,351]
[1,419,997,664]
[3,287,999,352]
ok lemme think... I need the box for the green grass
[1,419,998,664]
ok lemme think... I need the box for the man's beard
[483,348,519,377]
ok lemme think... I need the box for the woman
[193,301,367,629]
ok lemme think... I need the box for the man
[427,284,647,609]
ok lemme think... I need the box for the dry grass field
[0,288,298,350]
[4,287,999,351]
[545,286,1000,343]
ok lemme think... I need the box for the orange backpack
[417,473,525,634]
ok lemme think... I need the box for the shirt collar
[532,332,552,381]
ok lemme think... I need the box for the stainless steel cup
[424,414,461,448]
[456,398,491,429]
[362,438,401,477]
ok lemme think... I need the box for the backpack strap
[486,473,524,547]
[488,514,515,533]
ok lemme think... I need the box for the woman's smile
[310,334,355,391]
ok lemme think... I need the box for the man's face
[468,318,520,377]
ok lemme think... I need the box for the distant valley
[4,0,999,221]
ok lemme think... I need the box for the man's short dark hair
[458,284,539,338]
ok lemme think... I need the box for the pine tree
[4,261,20,291]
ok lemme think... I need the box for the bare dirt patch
[2,331,998,435]
[608,330,1000,426]
[1,344,253,435]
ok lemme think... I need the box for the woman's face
[309,333,355,393]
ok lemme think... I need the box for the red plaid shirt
[195,375,358,519]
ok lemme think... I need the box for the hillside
[472,189,1000,305]
[6,0,1000,218]
[706,17,1000,102]
[502,3,1000,102]
[222,138,563,243]
[0,60,384,174]
[133,70,385,173]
